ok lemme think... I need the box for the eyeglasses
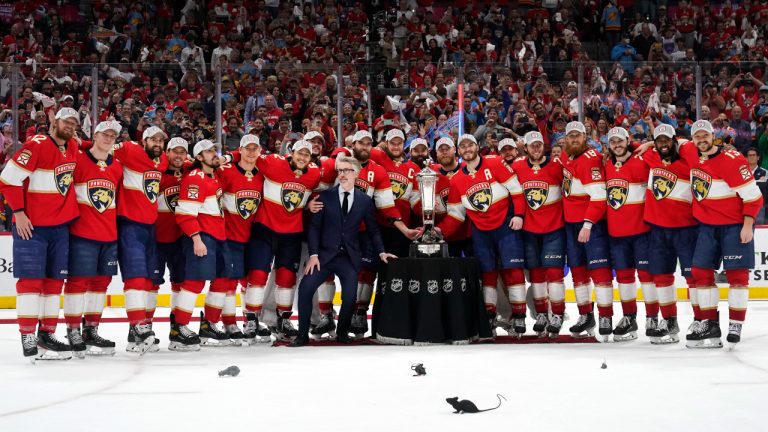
[337,168,356,174]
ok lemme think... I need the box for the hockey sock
[173,280,206,326]
[685,275,700,320]
[84,276,110,327]
[63,277,88,329]
[145,283,159,322]
[124,277,149,326]
[591,267,614,318]
[205,278,229,324]
[356,269,376,312]
[615,268,638,316]
[39,279,64,333]
[501,268,527,316]
[16,279,44,334]
[275,267,297,316]
[528,268,549,314]
[244,269,268,314]
[546,267,566,315]
[222,280,238,326]
[170,282,182,310]
[692,267,718,321]
[653,274,677,319]
[571,266,593,315]
[318,276,336,315]
[481,271,499,314]
[640,270,659,317]
[726,269,749,323]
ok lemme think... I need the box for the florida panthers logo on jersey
[607,179,629,210]
[54,163,76,196]
[143,171,162,203]
[164,185,180,213]
[437,187,450,212]
[650,169,677,200]
[87,179,115,213]
[389,172,409,200]
[236,190,262,219]
[691,169,711,201]
[523,180,549,210]
[281,182,306,212]
[562,168,573,197]
[354,178,371,196]
[467,182,492,212]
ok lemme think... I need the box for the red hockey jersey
[114,141,168,225]
[640,149,696,228]
[439,156,521,237]
[0,134,79,226]
[679,143,763,225]
[70,150,123,242]
[511,156,565,235]
[256,154,321,234]
[218,162,264,243]
[156,168,185,243]
[410,163,472,241]
[176,169,225,241]
[605,155,650,237]
[369,148,419,227]
[561,149,607,224]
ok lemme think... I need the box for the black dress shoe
[335,333,351,343]
[290,336,309,347]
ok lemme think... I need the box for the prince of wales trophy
[409,166,449,258]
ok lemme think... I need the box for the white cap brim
[193,140,216,157]
[143,126,168,140]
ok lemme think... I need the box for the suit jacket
[308,186,386,272]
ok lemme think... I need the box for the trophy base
[409,242,449,258]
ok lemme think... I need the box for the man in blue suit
[291,156,398,346]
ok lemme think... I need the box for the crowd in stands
[2,0,768,226]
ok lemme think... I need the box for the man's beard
[203,159,221,169]
[438,154,455,166]
[55,128,73,141]
[411,155,429,169]
[146,147,163,159]
[353,148,369,162]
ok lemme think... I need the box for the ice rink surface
[0,302,766,432]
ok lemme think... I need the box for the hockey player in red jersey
[437,134,527,336]
[561,121,611,340]
[172,140,228,350]
[603,127,655,342]
[62,121,123,357]
[511,131,566,337]
[115,125,168,354]
[0,108,80,360]
[679,120,763,348]
[210,135,265,345]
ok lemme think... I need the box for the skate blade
[138,335,156,356]
[547,331,561,339]
[727,342,738,351]
[613,332,638,342]
[86,346,116,356]
[596,334,612,343]
[570,329,595,339]
[201,338,233,347]
[168,342,201,352]
[73,350,86,359]
[35,348,73,361]
[125,342,159,353]
[685,338,723,349]
[650,334,680,345]
[228,339,243,347]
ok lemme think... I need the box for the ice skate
[596,316,612,343]
[127,323,157,355]
[686,319,723,349]
[494,314,511,335]
[66,327,87,359]
[569,312,595,338]
[224,324,245,346]
[199,312,231,346]
[726,322,742,350]
[82,322,116,356]
[645,316,658,337]
[648,317,680,344]
[310,313,337,340]
[242,313,271,344]
[126,325,160,353]
[349,311,368,339]
[546,314,563,338]
[612,315,638,342]
[273,312,298,341]
[36,330,73,360]
[685,319,701,341]
[507,314,526,338]
[21,333,38,362]
[532,313,548,337]
[168,323,201,351]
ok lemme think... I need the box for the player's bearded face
[500,146,517,163]
[385,138,404,159]
[609,137,629,158]
[458,141,478,161]
[436,146,456,166]
[167,147,187,169]
[564,132,585,157]
[654,136,675,158]
[352,139,372,162]
[693,131,713,153]
[201,148,220,169]
[144,135,164,159]
[54,118,77,141]
[410,145,430,168]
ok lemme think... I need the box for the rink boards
[1,227,768,308]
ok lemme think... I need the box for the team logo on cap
[281,182,306,212]
[691,169,711,201]
[523,181,549,210]
[164,185,180,213]
[651,169,677,200]
[607,179,629,210]
[143,170,162,203]
[467,182,493,212]
[389,173,409,199]
[236,190,261,219]
[87,179,115,213]
[54,163,76,196]
[562,168,573,197]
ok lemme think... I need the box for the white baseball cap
[353,130,373,142]
[193,139,216,157]
[523,131,544,146]
[94,120,121,134]
[435,136,455,149]
[607,127,629,141]
[55,107,80,123]
[653,124,675,139]
[143,126,168,140]
[167,137,189,151]
[498,138,517,150]
[292,139,313,154]
[304,131,325,142]
[691,120,714,135]
[410,138,428,150]
[565,121,586,135]
[457,134,477,146]
[385,128,405,142]
[240,134,261,148]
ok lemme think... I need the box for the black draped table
[371,257,493,345]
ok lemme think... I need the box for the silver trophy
[410,165,449,258]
